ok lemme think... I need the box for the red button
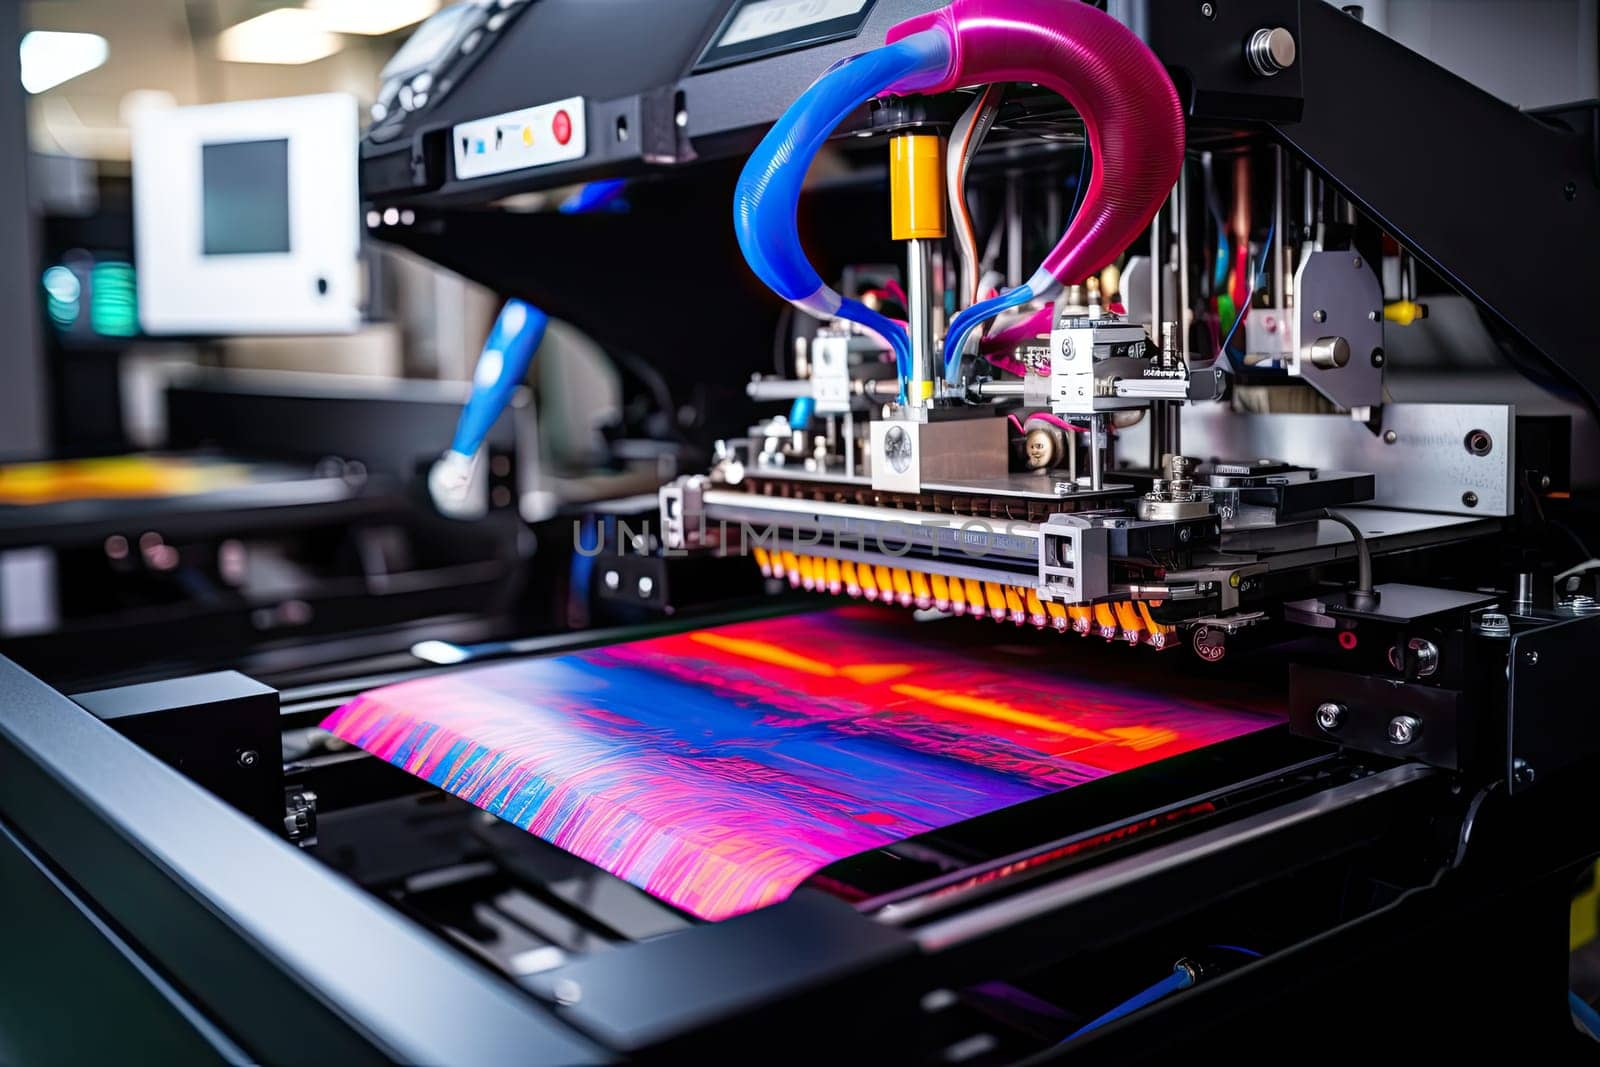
[552,109,572,146]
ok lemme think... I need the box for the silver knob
[1557,593,1600,615]
[1387,715,1422,746]
[1315,702,1345,731]
[1308,336,1351,370]
[1387,637,1440,678]
[1475,612,1511,638]
[1247,27,1298,77]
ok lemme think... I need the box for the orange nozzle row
[758,553,1178,647]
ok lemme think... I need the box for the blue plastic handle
[448,298,549,458]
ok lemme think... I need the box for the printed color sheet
[0,454,257,506]
[323,608,1278,920]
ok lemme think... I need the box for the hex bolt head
[1315,702,1346,731]
[236,749,259,768]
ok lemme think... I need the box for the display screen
[719,0,870,46]
[383,1,477,79]
[696,0,876,72]
[201,139,290,256]
[322,607,1279,921]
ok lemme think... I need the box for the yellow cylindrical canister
[890,133,947,241]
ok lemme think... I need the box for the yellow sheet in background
[0,455,257,506]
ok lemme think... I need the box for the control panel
[452,96,587,180]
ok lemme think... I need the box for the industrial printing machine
[4,0,1600,1062]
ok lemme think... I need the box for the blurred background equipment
[132,92,361,336]
[1,1,700,681]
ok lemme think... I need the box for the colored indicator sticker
[552,109,572,146]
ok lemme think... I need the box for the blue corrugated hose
[732,30,950,391]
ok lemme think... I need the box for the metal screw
[1461,491,1478,508]
[1464,429,1492,456]
[1178,527,1191,542]
[1512,758,1536,785]
[1200,1,1215,18]
[1312,309,1327,323]
[1523,650,1539,666]
[1368,310,1380,322]
[603,570,620,590]
[1383,430,1398,444]
[1353,256,1363,269]
[1315,702,1345,731]
[637,576,655,598]
[236,749,259,768]
[883,425,913,473]
[1387,715,1422,746]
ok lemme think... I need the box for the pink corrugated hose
[888,0,1186,291]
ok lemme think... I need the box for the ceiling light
[19,31,109,94]
[218,9,343,65]
[305,0,442,36]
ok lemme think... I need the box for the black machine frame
[3,611,1598,1060]
[364,0,1599,415]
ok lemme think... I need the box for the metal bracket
[1507,613,1600,794]
[1290,250,1385,410]
[659,475,710,550]
[1037,515,1109,605]
[810,334,853,415]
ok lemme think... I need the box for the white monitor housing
[133,93,361,336]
